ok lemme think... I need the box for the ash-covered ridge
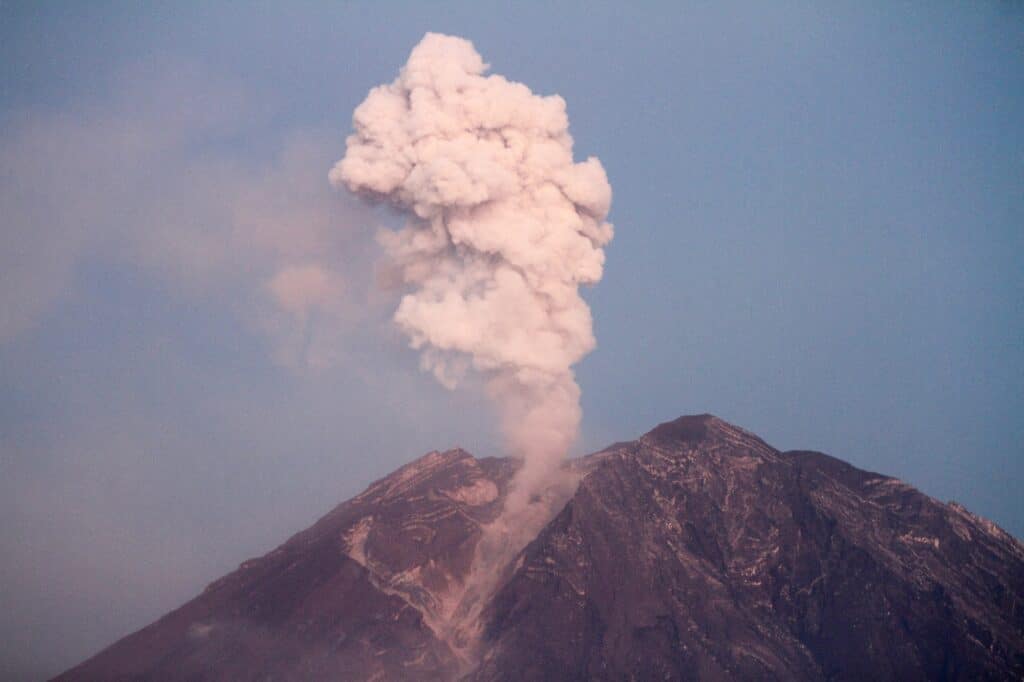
[56,415,1024,681]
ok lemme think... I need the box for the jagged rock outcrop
[56,415,1024,681]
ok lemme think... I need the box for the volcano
[55,415,1024,680]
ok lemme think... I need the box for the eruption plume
[332,32,612,486]
[331,32,612,528]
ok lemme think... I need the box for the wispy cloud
[0,60,379,370]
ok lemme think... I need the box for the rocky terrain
[55,415,1024,680]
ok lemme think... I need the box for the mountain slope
[56,449,518,681]
[476,415,1024,679]
[56,415,1024,681]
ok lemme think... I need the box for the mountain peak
[643,413,717,443]
[350,446,483,506]
[639,413,777,459]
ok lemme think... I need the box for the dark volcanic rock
[56,416,1024,681]
[476,416,1024,680]
[56,449,518,681]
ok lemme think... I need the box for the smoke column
[331,32,612,516]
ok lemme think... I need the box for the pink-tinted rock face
[56,416,1024,681]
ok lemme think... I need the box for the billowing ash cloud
[331,32,612,501]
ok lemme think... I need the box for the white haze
[331,33,613,514]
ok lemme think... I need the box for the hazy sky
[2,2,1022,679]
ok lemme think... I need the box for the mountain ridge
[55,414,1024,681]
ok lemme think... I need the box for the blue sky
[2,2,1022,678]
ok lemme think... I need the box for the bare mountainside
[56,415,1024,680]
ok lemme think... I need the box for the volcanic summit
[56,415,1024,680]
